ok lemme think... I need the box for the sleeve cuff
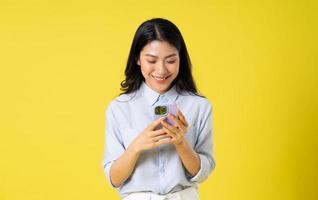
[103,160,121,189]
[189,154,211,183]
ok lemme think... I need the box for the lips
[151,75,170,81]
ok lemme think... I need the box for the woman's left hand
[161,108,189,145]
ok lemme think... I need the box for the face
[137,40,180,94]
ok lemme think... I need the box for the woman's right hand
[129,117,172,153]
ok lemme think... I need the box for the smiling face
[137,40,180,94]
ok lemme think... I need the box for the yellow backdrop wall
[0,0,317,200]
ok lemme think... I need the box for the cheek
[169,62,180,74]
[140,62,154,75]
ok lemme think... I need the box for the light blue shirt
[102,82,216,198]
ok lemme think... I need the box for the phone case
[153,102,177,129]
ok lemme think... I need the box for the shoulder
[115,92,138,102]
[178,92,213,110]
[104,92,139,113]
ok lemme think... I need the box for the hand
[129,117,173,153]
[161,108,189,145]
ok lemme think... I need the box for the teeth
[153,76,166,80]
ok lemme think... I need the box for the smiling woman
[137,40,180,94]
[102,18,216,200]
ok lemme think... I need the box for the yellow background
[0,0,317,199]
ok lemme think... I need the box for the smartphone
[153,103,177,129]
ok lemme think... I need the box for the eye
[147,60,156,64]
[166,60,176,64]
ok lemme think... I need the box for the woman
[102,18,216,200]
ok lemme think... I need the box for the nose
[156,60,168,75]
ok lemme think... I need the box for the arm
[103,104,171,188]
[189,102,216,182]
[162,102,216,182]
[109,145,140,187]
[174,139,201,176]
[110,117,171,187]
[102,103,127,188]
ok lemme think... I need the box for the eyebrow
[144,53,178,59]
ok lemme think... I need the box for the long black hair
[120,18,202,96]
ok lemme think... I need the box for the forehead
[140,40,178,57]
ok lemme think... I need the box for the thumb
[147,117,165,131]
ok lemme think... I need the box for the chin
[146,77,173,93]
[156,85,171,93]
[148,83,166,92]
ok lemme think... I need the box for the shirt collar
[139,81,179,106]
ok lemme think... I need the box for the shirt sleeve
[189,101,216,183]
[101,101,125,188]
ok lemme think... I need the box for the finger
[163,121,185,141]
[167,113,183,129]
[177,108,188,126]
[167,114,187,133]
[177,108,189,127]
[151,128,166,137]
[161,120,179,134]
[147,117,165,131]
[163,126,183,142]
[163,127,180,143]
[163,127,177,138]
[154,138,172,146]
[154,134,172,142]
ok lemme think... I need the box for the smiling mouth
[151,75,170,81]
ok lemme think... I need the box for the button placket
[156,94,169,195]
